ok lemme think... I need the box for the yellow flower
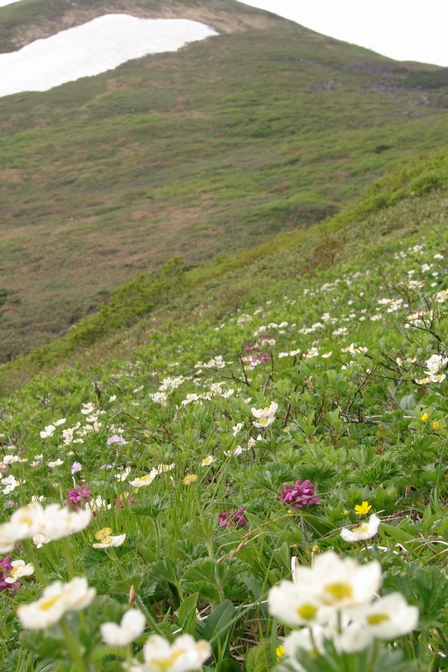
[354,501,371,515]
[433,421,441,431]
[276,645,285,660]
[182,474,198,485]
[420,413,429,423]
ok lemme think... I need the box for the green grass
[1,149,448,670]
[3,0,448,358]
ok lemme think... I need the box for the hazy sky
[235,0,448,67]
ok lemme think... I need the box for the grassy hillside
[2,0,448,360]
[1,150,448,670]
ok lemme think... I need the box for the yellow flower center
[151,649,185,671]
[367,613,390,625]
[99,536,113,545]
[352,523,369,535]
[19,516,33,526]
[182,475,198,485]
[258,417,269,426]
[297,604,318,620]
[95,527,112,540]
[39,594,62,611]
[324,582,353,604]
[140,474,154,483]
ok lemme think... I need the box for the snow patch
[0,14,218,97]
[0,0,22,6]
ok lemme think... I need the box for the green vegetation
[3,0,448,358]
[1,145,448,670]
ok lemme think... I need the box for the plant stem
[60,616,89,672]
[62,537,76,579]
[22,539,47,587]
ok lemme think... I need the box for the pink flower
[65,485,92,511]
[0,557,19,592]
[279,479,320,509]
[218,507,247,528]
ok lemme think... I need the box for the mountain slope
[2,0,448,360]
[1,147,448,671]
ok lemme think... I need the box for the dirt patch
[0,169,23,183]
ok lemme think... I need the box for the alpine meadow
[2,1,448,671]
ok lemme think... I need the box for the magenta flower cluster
[279,479,320,509]
[65,485,92,511]
[0,557,18,592]
[219,507,247,528]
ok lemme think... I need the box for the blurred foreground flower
[270,550,419,665]
[17,577,95,629]
[279,479,320,509]
[130,634,211,672]
[101,609,146,646]
[0,502,92,553]
[218,507,247,528]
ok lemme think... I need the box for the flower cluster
[0,502,91,552]
[269,551,418,666]
[218,507,247,528]
[279,479,321,509]
[65,485,92,511]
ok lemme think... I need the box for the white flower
[131,634,211,672]
[2,475,21,494]
[93,530,126,549]
[101,609,146,646]
[157,463,174,474]
[251,401,278,428]
[40,425,55,439]
[115,467,131,482]
[350,593,419,640]
[425,354,448,375]
[5,560,34,584]
[201,455,215,467]
[130,470,158,488]
[48,459,64,468]
[268,581,333,627]
[54,418,66,426]
[232,422,244,436]
[5,502,91,546]
[17,577,96,629]
[3,455,19,465]
[0,523,24,553]
[293,551,381,609]
[415,373,446,385]
[340,514,381,543]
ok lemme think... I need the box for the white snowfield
[0,0,22,6]
[0,14,218,97]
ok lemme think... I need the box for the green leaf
[178,592,198,636]
[399,394,416,410]
[202,601,237,657]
